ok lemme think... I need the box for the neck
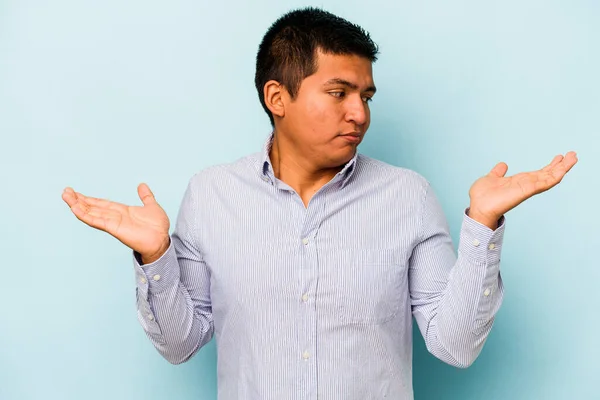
[269,132,345,206]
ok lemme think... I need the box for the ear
[263,80,285,119]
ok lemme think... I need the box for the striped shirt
[133,133,505,399]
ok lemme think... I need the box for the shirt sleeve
[133,176,214,364]
[409,182,505,368]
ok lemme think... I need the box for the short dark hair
[255,7,379,126]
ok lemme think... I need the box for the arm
[409,183,505,368]
[134,178,214,364]
[410,150,577,367]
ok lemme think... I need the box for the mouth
[339,132,362,143]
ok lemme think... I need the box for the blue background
[1,1,598,399]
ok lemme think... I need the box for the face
[277,49,376,169]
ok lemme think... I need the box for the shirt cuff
[458,208,506,266]
[132,240,180,296]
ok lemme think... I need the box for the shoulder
[355,153,430,193]
[185,152,261,192]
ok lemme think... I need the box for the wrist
[467,207,499,230]
[140,238,170,265]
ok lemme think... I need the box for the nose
[344,95,368,126]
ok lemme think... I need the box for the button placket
[297,193,324,397]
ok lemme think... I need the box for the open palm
[469,151,578,222]
[62,183,170,259]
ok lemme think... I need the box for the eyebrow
[324,78,377,94]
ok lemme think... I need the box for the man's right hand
[62,183,171,264]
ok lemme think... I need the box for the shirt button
[153,274,161,281]
[302,238,309,245]
[489,243,496,250]
[147,314,155,321]
[484,288,491,296]
[302,293,309,302]
[140,277,147,284]
[302,351,310,360]
[473,239,480,247]
[261,175,269,182]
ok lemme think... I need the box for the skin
[264,49,376,206]
[62,48,578,263]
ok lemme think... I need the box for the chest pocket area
[336,249,407,325]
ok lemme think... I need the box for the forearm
[413,212,505,368]
[134,242,214,364]
[418,251,503,367]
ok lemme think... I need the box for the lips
[339,133,362,143]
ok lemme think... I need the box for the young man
[62,7,577,400]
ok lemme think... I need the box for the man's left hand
[467,151,578,230]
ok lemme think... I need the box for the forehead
[311,50,374,85]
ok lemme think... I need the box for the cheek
[304,98,327,121]
[304,97,341,128]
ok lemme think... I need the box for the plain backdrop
[1,0,598,399]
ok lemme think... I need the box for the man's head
[255,7,379,169]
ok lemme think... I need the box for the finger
[75,192,121,210]
[72,201,122,231]
[534,152,578,191]
[552,151,578,177]
[489,162,508,178]
[541,155,564,172]
[564,151,578,166]
[70,202,107,231]
[138,183,157,206]
[63,189,94,211]
[62,188,79,207]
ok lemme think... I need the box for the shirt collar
[259,132,358,188]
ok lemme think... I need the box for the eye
[329,91,346,99]
[362,96,373,103]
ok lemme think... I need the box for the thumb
[489,162,508,178]
[138,183,157,205]
[490,162,508,178]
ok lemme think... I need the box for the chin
[327,148,356,168]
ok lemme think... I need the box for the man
[62,7,577,400]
